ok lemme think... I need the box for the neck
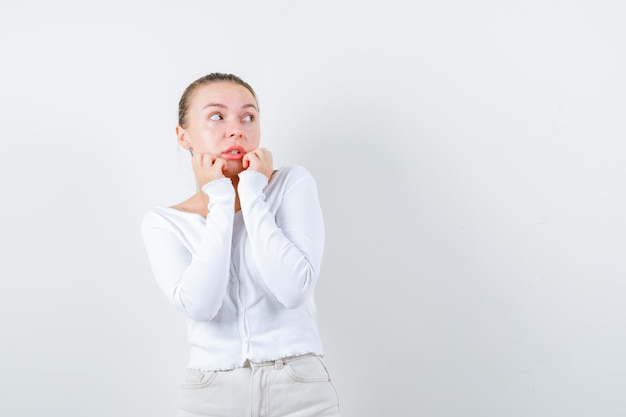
[228,174,240,189]
[230,176,241,212]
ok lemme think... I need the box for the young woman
[141,73,341,417]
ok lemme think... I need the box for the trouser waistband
[243,353,317,369]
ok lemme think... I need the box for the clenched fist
[192,153,227,187]
[242,147,273,180]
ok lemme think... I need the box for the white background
[1,1,625,416]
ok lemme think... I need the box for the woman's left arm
[237,167,325,309]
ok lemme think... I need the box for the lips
[221,145,245,160]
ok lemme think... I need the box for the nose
[226,121,243,138]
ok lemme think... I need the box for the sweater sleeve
[140,179,235,321]
[237,167,325,309]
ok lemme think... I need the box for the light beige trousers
[176,354,341,417]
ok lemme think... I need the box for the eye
[242,114,255,122]
[209,113,223,121]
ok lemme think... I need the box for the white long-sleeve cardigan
[141,165,326,371]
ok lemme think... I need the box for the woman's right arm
[141,179,235,321]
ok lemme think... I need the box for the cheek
[248,127,261,146]
[190,128,222,152]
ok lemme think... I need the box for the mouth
[221,145,245,160]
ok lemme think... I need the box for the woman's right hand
[192,153,227,187]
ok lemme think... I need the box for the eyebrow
[202,103,258,111]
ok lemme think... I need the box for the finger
[261,149,272,161]
[214,158,226,172]
[201,153,214,167]
[249,149,261,161]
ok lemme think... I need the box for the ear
[176,125,191,149]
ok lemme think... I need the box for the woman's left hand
[242,147,273,180]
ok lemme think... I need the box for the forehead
[190,81,257,109]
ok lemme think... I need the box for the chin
[224,160,244,178]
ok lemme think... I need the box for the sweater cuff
[238,170,269,193]
[201,178,235,208]
[201,178,233,195]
